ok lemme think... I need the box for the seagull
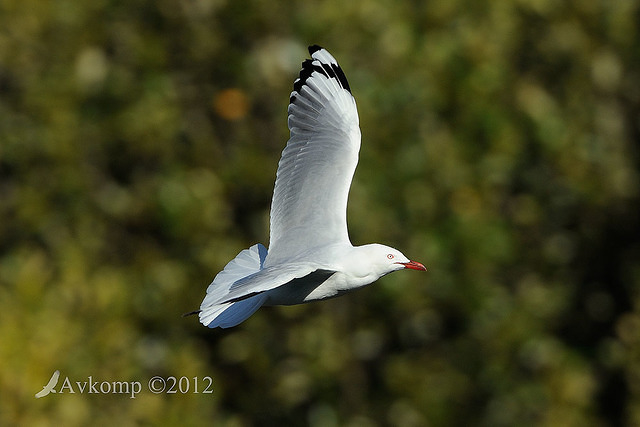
[194,45,426,329]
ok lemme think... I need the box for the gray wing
[266,45,361,266]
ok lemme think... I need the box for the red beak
[399,260,427,271]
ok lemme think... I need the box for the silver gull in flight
[192,45,426,328]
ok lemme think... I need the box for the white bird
[194,45,426,329]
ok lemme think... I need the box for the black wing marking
[290,45,351,103]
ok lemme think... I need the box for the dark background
[2,0,639,425]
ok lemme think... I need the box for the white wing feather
[266,46,361,266]
[198,244,322,327]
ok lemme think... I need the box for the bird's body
[197,46,426,329]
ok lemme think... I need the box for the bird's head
[352,244,427,279]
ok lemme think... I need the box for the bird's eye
[387,254,394,259]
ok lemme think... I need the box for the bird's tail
[198,243,269,328]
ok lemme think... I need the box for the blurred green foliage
[1,0,639,425]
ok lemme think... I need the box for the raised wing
[266,45,361,266]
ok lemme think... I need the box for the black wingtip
[182,310,201,318]
[332,63,351,93]
[292,59,315,94]
[291,46,352,100]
